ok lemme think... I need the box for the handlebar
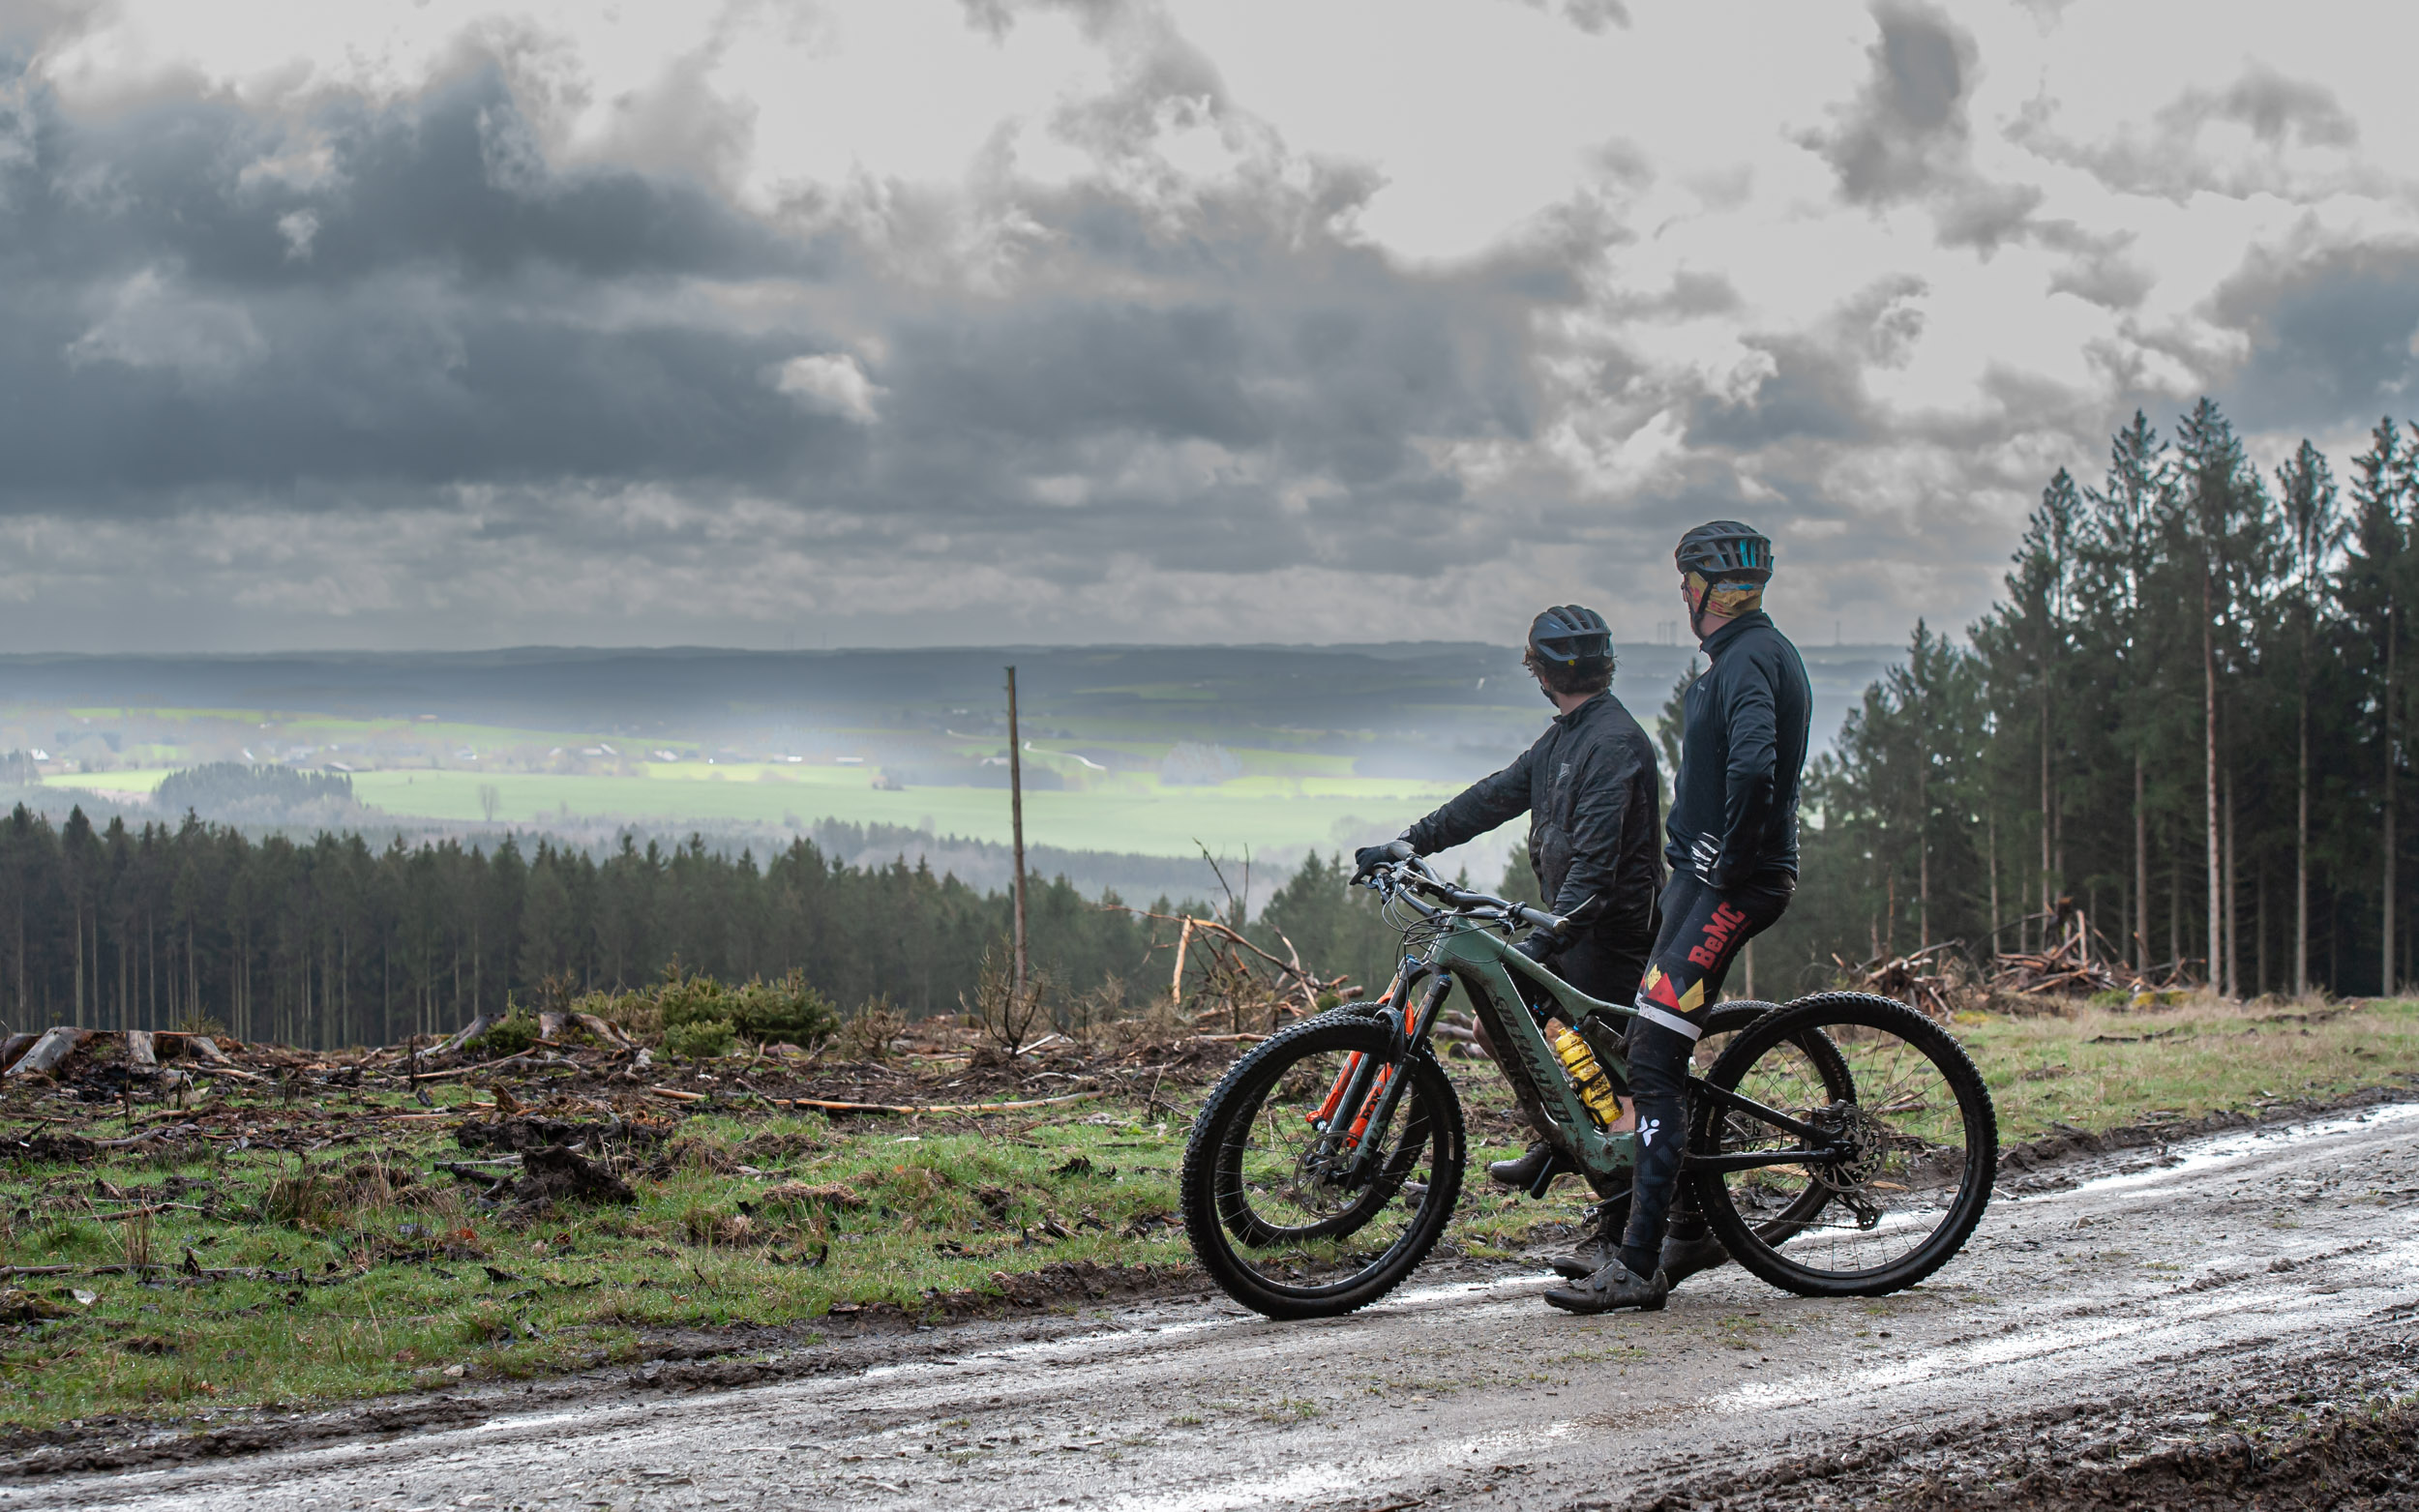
[1359,851,1568,937]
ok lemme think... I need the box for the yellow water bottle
[1552,1027,1635,1132]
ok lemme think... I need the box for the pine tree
[2277,439,2344,995]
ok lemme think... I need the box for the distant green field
[43,766,1459,857]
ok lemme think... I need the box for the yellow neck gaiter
[1685,570,1763,618]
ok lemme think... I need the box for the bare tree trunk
[1987,808,2002,949]
[2388,601,2400,996]
[1916,752,1929,946]
[2039,661,2052,955]
[2223,767,2239,998]
[2135,752,2150,972]
[2203,566,2222,990]
[2256,854,2268,995]
[2297,673,2311,996]
[1006,666,1029,1007]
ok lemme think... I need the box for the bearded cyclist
[1545,520,1812,1315]
[1355,607,1662,1276]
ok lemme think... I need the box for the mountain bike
[1179,853,1998,1319]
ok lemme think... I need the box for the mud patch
[1902,1402,2419,1510]
[1619,1332,2419,1512]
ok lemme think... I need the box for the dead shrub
[837,997,908,1061]
[967,945,1049,1055]
[259,1163,340,1230]
[119,1204,154,1270]
[1057,973,1128,1041]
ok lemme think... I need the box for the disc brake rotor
[1809,1102,1891,1194]
[1287,1139,1354,1213]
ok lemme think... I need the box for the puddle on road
[2017,1101,2419,1206]
[849,1270,1549,1393]
[1090,1418,1579,1512]
[1707,1226,2419,1415]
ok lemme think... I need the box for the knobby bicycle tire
[1180,1014,1465,1319]
[1690,992,1996,1297]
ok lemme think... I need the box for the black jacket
[1666,610,1812,885]
[1404,691,1661,948]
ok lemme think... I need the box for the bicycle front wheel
[1180,1015,1465,1319]
[1690,992,1995,1297]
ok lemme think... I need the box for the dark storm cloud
[0,30,1584,615]
[2210,240,2419,430]
[1798,1,2041,252]
[854,185,1553,580]
[0,44,1557,547]
[0,67,865,506]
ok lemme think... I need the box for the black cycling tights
[1616,868,1793,1281]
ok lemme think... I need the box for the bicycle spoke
[1695,993,1995,1295]
[1209,1037,1445,1292]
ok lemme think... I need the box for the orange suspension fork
[1306,972,1401,1129]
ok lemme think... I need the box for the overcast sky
[3,0,2416,653]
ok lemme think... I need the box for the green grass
[3,999,2412,1431]
[1956,993,2419,1142]
[0,1094,1199,1428]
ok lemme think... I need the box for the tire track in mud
[11,1102,2419,1512]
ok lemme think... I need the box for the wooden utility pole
[1006,666,1029,1006]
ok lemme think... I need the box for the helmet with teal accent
[1674,520,1774,582]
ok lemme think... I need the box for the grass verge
[1,995,2411,1435]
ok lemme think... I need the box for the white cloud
[772,352,885,424]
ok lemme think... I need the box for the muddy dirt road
[15,1103,2419,1511]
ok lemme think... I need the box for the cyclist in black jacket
[1357,607,1662,1254]
[1547,520,1812,1315]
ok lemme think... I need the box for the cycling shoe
[1542,1261,1667,1315]
[1659,1230,1730,1286]
[1487,1141,1565,1190]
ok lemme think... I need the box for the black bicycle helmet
[1528,605,1612,667]
[1674,520,1775,581]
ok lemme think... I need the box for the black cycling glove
[1514,931,1561,964]
[1352,837,1415,881]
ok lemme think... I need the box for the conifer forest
[1769,400,2416,1001]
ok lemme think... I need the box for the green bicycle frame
[1426,922,1639,1192]
[1315,859,1848,1200]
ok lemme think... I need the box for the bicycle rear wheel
[1180,1015,1465,1319]
[1689,992,1995,1297]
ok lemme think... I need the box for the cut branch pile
[1988,933,2141,998]
[1835,943,1960,1019]
[1114,908,1356,1032]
